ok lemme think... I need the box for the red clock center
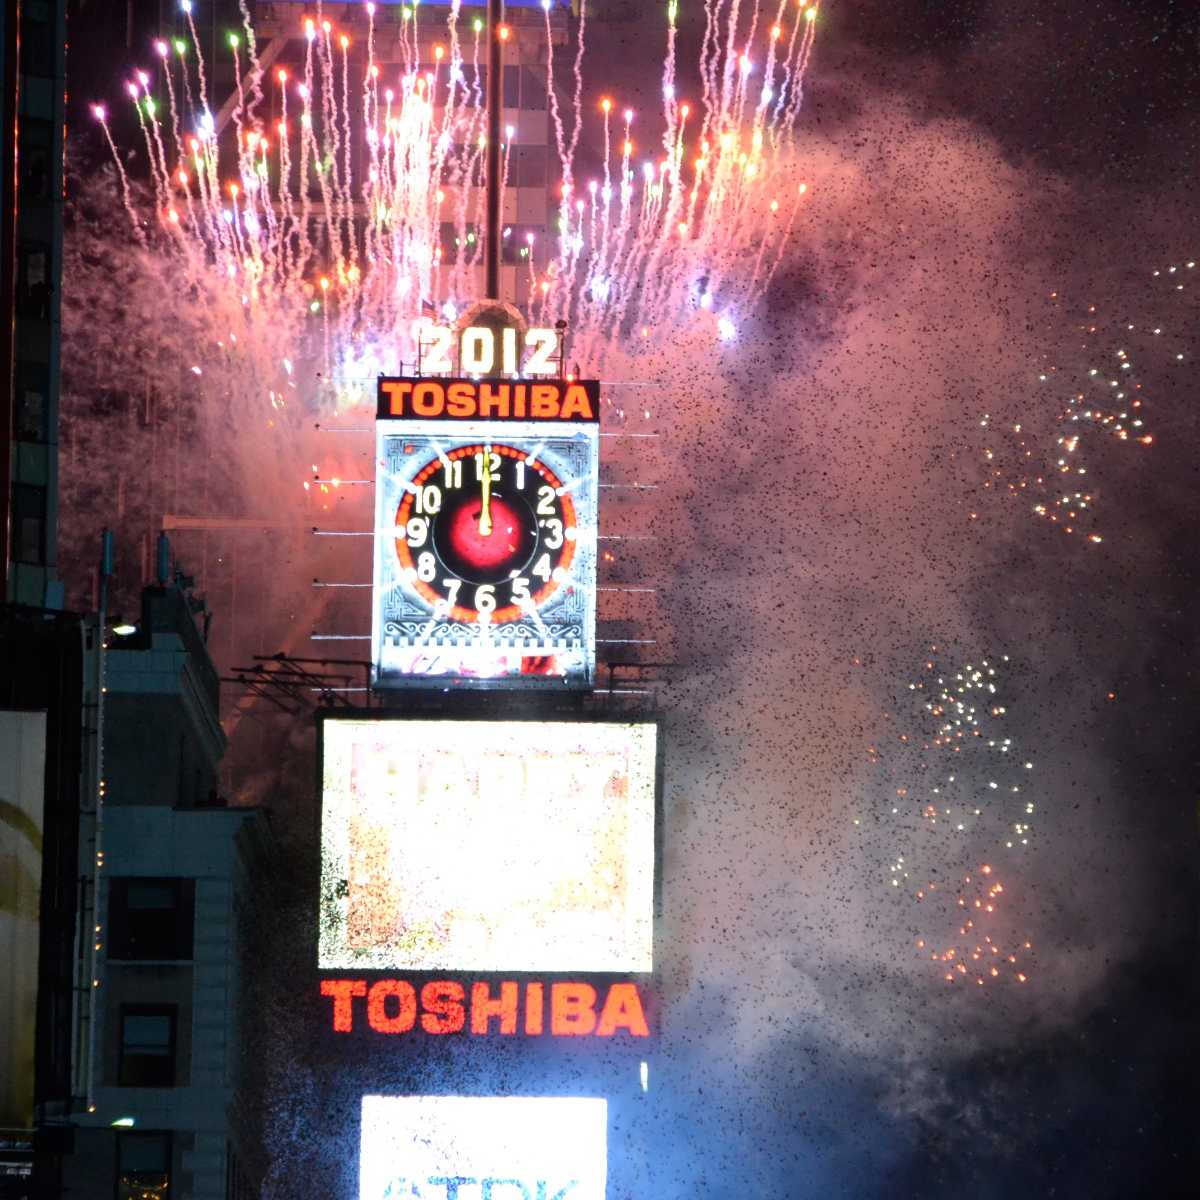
[445,495,528,571]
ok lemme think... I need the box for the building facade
[2,0,66,609]
[62,581,268,1200]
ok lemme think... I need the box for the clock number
[525,328,558,376]
[531,553,552,582]
[420,323,454,374]
[500,326,518,374]
[515,460,526,490]
[461,327,494,374]
[442,458,462,489]
[540,518,564,549]
[406,517,429,548]
[475,451,502,480]
[439,578,462,609]
[536,484,557,516]
[416,552,437,582]
[510,576,531,605]
[474,584,497,614]
[415,484,442,515]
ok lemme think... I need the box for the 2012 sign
[416,322,561,377]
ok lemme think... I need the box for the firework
[979,260,1194,544]
[89,0,820,404]
[859,652,1036,987]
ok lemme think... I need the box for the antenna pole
[486,0,504,300]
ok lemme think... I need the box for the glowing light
[717,316,736,340]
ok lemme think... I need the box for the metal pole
[486,0,504,300]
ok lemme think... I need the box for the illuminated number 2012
[417,324,559,375]
[421,324,454,374]
[524,328,557,376]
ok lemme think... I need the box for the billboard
[371,378,600,690]
[0,710,46,1130]
[319,718,656,974]
[359,1095,607,1200]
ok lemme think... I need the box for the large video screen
[319,719,656,973]
[359,1095,607,1200]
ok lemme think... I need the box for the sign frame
[371,383,601,692]
[314,708,664,1047]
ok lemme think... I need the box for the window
[15,376,47,442]
[503,65,547,111]
[119,1007,177,1087]
[16,243,52,320]
[116,1132,172,1199]
[509,144,547,189]
[502,224,545,265]
[11,485,46,565]
[438,222,481,265]
[108,879,195,961]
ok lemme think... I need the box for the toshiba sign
[321,978,649,1038]
[377,377,600,422]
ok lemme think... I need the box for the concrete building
[62,578,269,1200]
[1,0,66,609]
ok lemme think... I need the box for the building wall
[69,806,267,1200]
[3,0,66,608]
[61,582,268,1200]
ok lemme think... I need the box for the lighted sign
[359,1095,607,1200]
[414,323,565,378]
[320,978,649,1038]
[318,718,657,973]
[371,397,599,688]
[377,377,599,421]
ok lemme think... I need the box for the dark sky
[57,2,1200,1197]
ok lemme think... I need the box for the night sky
[57,1,1200,1196]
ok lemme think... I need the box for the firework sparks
[979,260,1195,544]
[859,652,1037,987]
[88,0,820,406]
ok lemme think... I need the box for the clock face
[393,443,578,623]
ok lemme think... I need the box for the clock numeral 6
[474,584,497,613]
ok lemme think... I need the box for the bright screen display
[371,417,599,690]
[319,719,656,973]
[359,1095,607,1200]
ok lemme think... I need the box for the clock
[394,442,578,623]
[372,418,598,689]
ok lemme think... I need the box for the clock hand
[479,454,493,536]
